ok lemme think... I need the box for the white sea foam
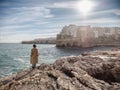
[14,58,24,63]
[22,55,29,58]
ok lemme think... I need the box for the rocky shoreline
[0,49,120,90]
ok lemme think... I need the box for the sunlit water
[0,43,118,77]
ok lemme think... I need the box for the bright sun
[77,0,95,15]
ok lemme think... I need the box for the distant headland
[21,37,56,44]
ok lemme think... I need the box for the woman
[30,44,39,69]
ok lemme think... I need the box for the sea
[0,43,118,77]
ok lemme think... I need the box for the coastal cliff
[56,25,120,48]
[0,49,120,90]
[21,37,56,44]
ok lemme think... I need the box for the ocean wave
[22,55,29,58]
[14,58,24,63]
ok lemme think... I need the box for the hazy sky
[0,0,120,43]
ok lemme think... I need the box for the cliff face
[56,25,120,48]
[0,49,120,90]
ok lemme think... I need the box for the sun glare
[77,0,95,15]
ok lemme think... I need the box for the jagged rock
[0,50,120,90]
[111,66,120,82]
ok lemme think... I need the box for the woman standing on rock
[30,44,39,69]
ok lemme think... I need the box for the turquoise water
[0,43,118,77]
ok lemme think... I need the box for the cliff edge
[0,49,120,90]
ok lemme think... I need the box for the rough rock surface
[0,49,120,90]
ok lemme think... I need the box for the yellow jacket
[30,48,38,64]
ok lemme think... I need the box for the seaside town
[56,24,120,47]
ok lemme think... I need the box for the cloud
[0,34,35,43]
[89,9,120,16]
[84,18,120,24]
[1,6,53,25]
[0,33,57,43]
[0,24,31,31]
[18,7,53,18]
[48,2,75,8]
[113,9,120,15]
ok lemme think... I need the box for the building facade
[56,24,120,48]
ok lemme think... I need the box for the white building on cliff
[56,25,120,47]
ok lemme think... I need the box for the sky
[0,0,120,43]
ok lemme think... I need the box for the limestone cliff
[0,49,120,90]
[56,25,120,48]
